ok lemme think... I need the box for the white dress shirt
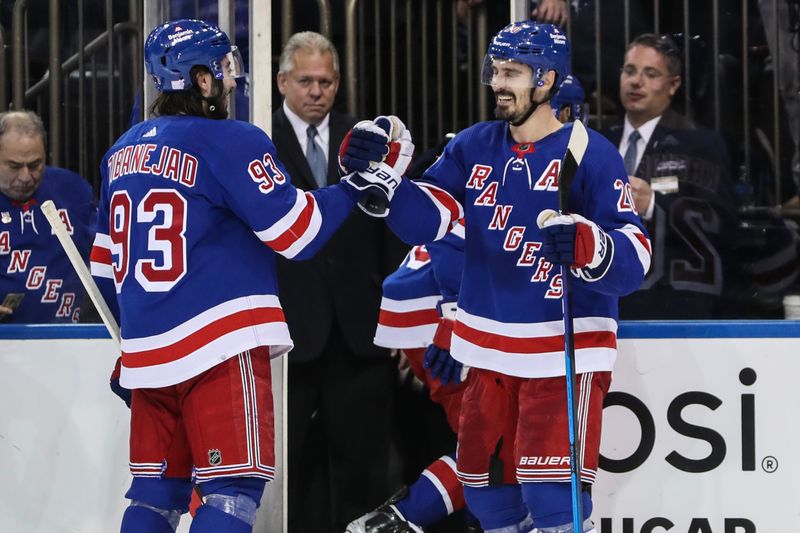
[282,101,331,160]
[619,114,662,220]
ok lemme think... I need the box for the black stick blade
[558,120,589,212]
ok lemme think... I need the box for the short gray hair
[0,110,47,150]
[278,31,340,76]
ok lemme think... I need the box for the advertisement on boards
[594,336,799,532]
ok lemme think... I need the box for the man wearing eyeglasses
[605,33,739,320]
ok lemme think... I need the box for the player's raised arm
[207,122,371,261]
[340,116,466,245]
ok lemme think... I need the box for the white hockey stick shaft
[40,200,121,345]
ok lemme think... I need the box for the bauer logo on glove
[340,115,415,217]
[364,163,402,189]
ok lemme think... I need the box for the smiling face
[0,130,46,201]
[489,59,539,123]
[619,44,681,127]
[277,48,339,125]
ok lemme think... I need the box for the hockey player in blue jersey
[0,110,96,323]
[340,22,651,533]
[346,74,592,533]
[89,19,398,533]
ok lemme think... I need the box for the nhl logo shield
[1,212,10,224]
[208,449,222,466]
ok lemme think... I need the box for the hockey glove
[338,120,390,173]
[378,115,415,177]
[342,161,402,213]
[537,209,614,280]
[110,356,131,408]
[341,116,415,216]
[423,301,466,385]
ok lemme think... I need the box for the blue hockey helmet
[551,74,587,122]
[480,21,571,89]
[144,19,245,92]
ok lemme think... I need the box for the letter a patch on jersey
[533,159,560,191]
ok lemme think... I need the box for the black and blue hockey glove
[423,301,465,386]
[110,356,131,408]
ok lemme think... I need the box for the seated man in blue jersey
[0,110,96,323]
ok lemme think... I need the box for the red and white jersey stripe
[119,294,292,388]
[255,189,322,259]
[374,294,442,349]
[89,232,114,281]
[416,182,464,240]
[617,223,652,275]
[451,308,617,378]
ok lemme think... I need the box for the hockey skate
[345,487,423,533]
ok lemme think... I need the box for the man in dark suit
[605,33,739,319]
[271,31,406,532]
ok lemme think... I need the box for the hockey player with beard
[339,21,651,533]
[345,72,593,533]
[90,19,393,533]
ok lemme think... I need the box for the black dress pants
[287,326,396,532]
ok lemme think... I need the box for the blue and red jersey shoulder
[0,167,96,323]
[90,116,357,388]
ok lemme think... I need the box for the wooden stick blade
[40,200,121,345]
[566,119,589,166]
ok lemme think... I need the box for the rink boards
[0,321,798,532]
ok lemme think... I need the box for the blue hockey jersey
[90,116,360,388]
[386,121,652,378]
[375,220,465,349]
[0,167,96,323]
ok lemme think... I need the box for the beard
[493,90,533,123]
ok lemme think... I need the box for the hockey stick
[554,120,589,531]
[40,200,121,345]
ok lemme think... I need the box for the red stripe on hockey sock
[379,308,440,327]
[122,307,286,367]
[266,193,317,252]
[425,457,465,511]
[454,321,616,354]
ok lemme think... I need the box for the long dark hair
[149,66,228,119]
